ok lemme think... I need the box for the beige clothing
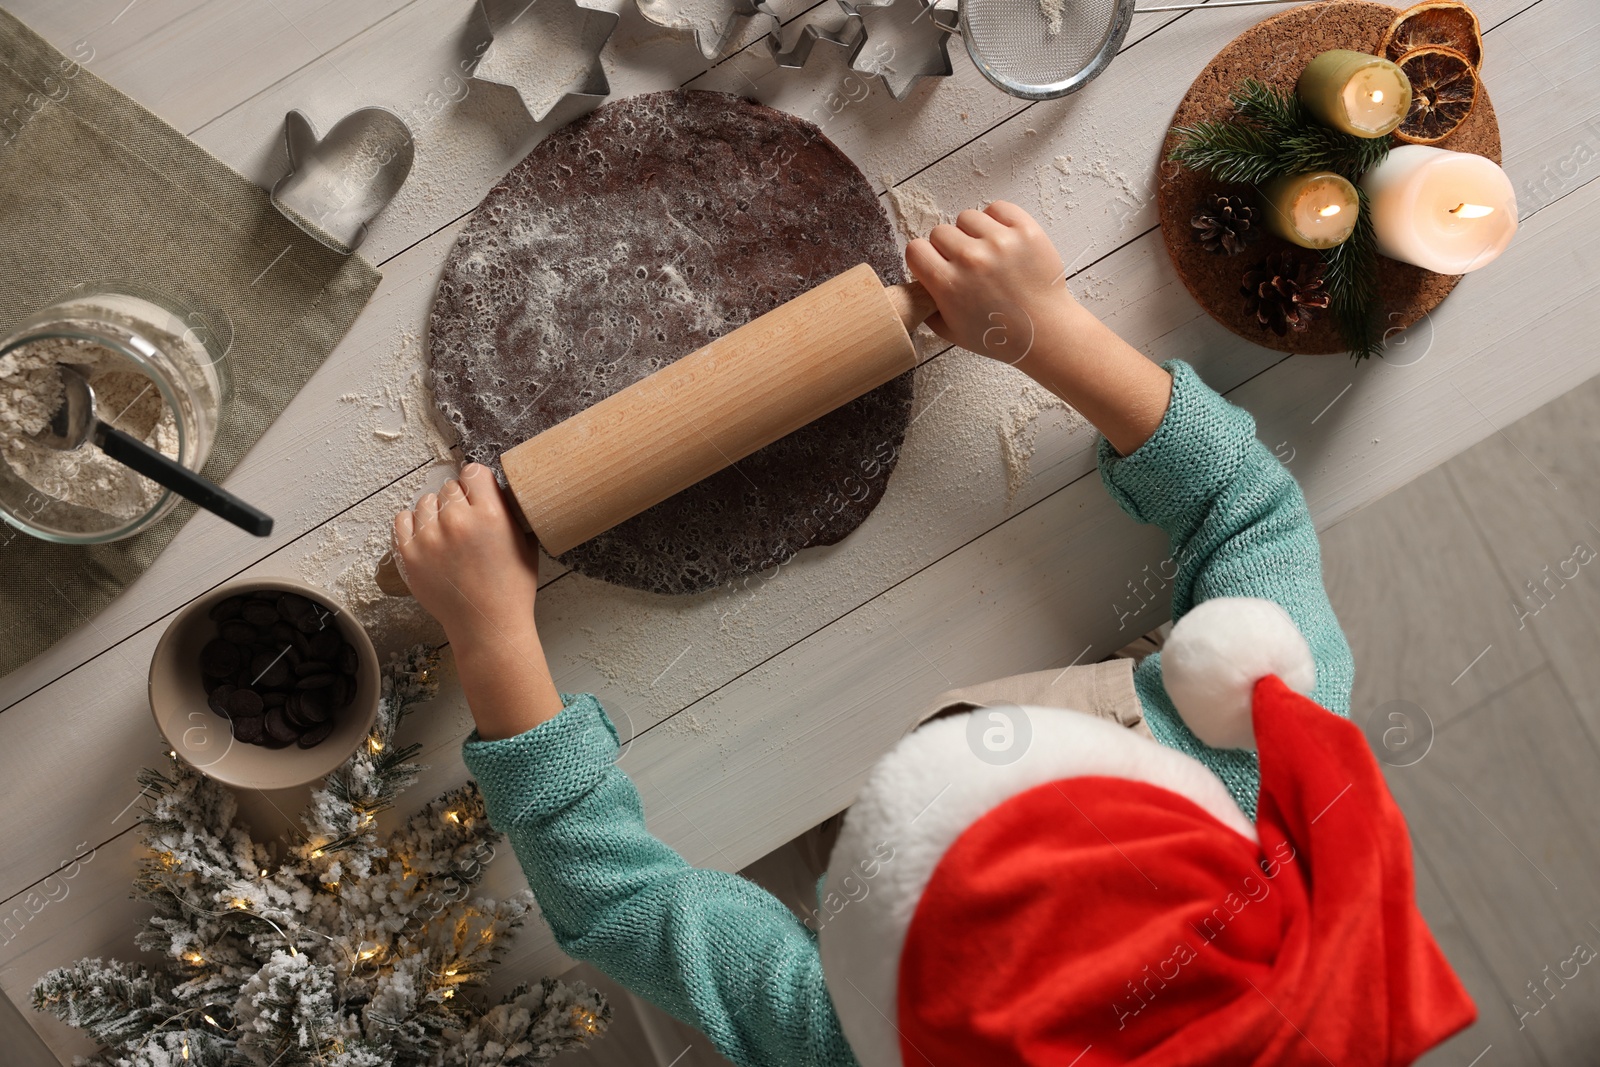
[746,659,1152,922]
[910,658,1152,738]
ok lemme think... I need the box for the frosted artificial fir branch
[32,645,611,1067]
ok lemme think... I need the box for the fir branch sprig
[1170,79,1392,184]
[1325,186,1383,360]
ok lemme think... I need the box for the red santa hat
[818,597,1476,1066]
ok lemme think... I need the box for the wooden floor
[0,0,1596,1062]
[1320,371,1600,1067]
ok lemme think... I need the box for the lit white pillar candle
[1360,145,1519,274]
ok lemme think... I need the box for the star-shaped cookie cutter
[472,0,619,123]
[765,5,863,70]
[841,0,957,101]
[270,107,415,255]
[637,0,777,61]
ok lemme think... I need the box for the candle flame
[1450,203,1495,219]
[1369,89,1384,103]
[1318,205,1343,218]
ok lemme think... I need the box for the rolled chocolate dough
[430,90,913,595]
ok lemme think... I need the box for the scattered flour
[288,325,460,655]
[291,469,450,659]
[1075,269,1113,305]
[1038,0,1067,34]
[0,337,178,519]
[999,380,1072,502]
[882,178,946,240]
[1027,132,1150,224]
[330,329,456,460]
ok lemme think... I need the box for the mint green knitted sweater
[462,360,1353,1067]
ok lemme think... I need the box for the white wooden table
[0,0,1595,1060]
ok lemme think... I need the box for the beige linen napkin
[0,9,383,677]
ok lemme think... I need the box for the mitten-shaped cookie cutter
[270,107,415,255]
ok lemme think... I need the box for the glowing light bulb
[1369,89,1384,103]
[1449,202,1495,219]
[203,1014,218,1027]
[359,946,380,960]
[182,1038,190,1060]
[444,811,461,824]
[444,966,459,977]
[185,952,205,965]
[1318,204,1343,218]
[310,848,325,858]
[440,988,455,1000]
[228,898,249,910]
[368,738,383,754]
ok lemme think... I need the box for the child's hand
[392,463,541,644]
[905,201,1079,365]
[907,200,1173,457]
[393,463,564,738]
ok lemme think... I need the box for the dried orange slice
[1382,2,1483,69]
[1394,46,1479,144]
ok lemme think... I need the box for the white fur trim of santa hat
[817,707,1256,1067]
[1161,597,1316,751]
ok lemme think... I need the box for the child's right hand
[392,463,541,645]
[905,201,1081,366]
[393,463,566,739]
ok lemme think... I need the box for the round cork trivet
[430,90,911,596]
[1156,0,1501,355]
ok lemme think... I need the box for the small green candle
[1260,171,1360,249]
[1298,49,1412,138]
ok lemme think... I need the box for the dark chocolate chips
[198,591,360,750]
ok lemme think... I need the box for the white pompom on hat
[1160,596,1316,751]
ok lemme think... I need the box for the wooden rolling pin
[376,264,934,596]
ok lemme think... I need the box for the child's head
[816,599,1476,1066]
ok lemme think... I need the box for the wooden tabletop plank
[4,0,419,133]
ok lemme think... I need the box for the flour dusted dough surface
[430,89,912,595]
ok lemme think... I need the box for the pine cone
[1192,194,1258,255]
[1242,251,1331,336]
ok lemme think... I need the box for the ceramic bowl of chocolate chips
[149,577,380,789]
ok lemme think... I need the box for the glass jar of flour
[0,284,230,543]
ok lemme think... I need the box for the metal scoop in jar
[31,365,273,536]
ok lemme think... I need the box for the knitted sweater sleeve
[1097,360,1355,819]
[461,696,858,1067]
